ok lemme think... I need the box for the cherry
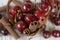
[55,0,60,4]
[52,30,60,37]
[34,11,43,20]
[0,27,9,36]
[9,6,21,17]
[43,31,51,38]
[24,14,36,24]
[36,2,48,13]
[50,12,56,20]
[15,21,26,32]
[21,2,33,13]
[56,0,60,8]
[16,14,25,22]
[54,18,60,26]
[41,0,51,5]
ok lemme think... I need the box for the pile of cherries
[9,0,50,32]
[0,0,60,38]
[9,0,60,35]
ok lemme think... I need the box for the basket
[6,0,51,36]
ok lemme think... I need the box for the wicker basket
[7,0,51,36]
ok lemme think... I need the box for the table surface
[0,0,60,40]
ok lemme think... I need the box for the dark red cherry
[36,2,48,13]
[43,31,51,38]
[55,0,60,4]
[9,6,21,17]
[15,21,26,32]
[21,2,33,13]
[0,27,9,36]
[34,11,43,20]
[17,14,25,22]
[24,14,36,24]
[54,18,60,26]
[50,12,56,20]
[52,30,60,37]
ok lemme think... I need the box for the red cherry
[21,2,33,13]
[24,14,36,24]
[43,31,51,38]
[50,12,56,20]
[17,14,25,22]
[0,27,9,36]
[54,18,60,26]
[55,0,60,4]
[9,6,21,17]
[41,0,51,5]
[15,21,26,32]
[36,2,48,13]
[52,30,60,37]
[34,11,43,20]
[55,0,60,8]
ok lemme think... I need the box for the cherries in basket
[9,0,50,33]
[8,0,60,35]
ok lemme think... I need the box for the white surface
[0,0,60,40]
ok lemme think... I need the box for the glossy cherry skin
[54,18,60,26]
[9,6,21,17]
[43,31,51,38]
[55,0,60,8]
[24,14,36,24]
[52,30,60,37]
[50,12,56,20]
[41,0,51,5]
[16,14,25,22]
[15,21,26,32]
[0,27,9,36]
[36,2,48,13]
[21,2,33,13]
[55,0,60,4]
[34,11,43,20]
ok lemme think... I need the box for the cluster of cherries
[50,12,60,26]
[9,0,60,36]
[43,30,60,38]
[9,0,50,32]
[0,0,60,38]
